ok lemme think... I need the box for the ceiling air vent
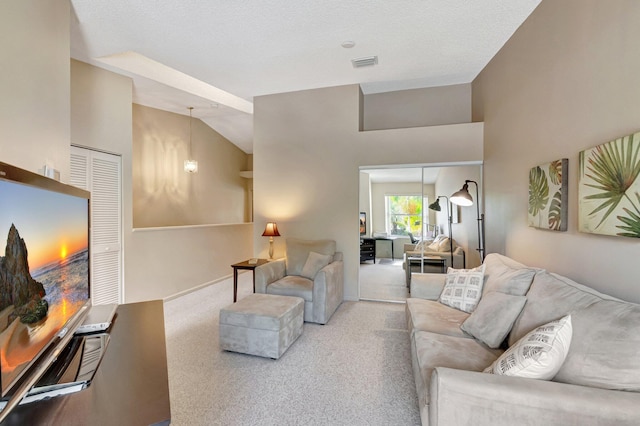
[351,56,378,68]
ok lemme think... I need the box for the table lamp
[262,222,280,259]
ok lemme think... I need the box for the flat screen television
[0,161,90,415]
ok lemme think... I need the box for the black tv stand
[360,238,376,263]
[1,301,171,425]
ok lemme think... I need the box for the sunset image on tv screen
[0,180,89,395]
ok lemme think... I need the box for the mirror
[358,163,482,302]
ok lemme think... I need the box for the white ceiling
[69,0,541,154]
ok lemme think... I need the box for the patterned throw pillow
[484,315,572,380]
[439,265,485,313]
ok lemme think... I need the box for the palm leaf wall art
[528,159,568,231]
[579,131,640,238]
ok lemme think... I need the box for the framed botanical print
[579,131,640,238]
[528,158,568,231]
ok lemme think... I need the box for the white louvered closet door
[70,146,123,305]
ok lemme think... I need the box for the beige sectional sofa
[406,253,640,426]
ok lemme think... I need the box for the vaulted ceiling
[70,0,541,153]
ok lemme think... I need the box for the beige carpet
[163,273,420,426]
[359,258,408,302]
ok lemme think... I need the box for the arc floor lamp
[450,180,486,261]
[428,196,454,268]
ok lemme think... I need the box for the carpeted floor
[359,258,408,302]
[163,273,420,426]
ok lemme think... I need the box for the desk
[374,237,395,259]
[231,259,269,302]
[3,301,171,425]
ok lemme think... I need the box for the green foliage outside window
[386,195,423,236]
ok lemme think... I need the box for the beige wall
[473,0,640,303]
[132,104,249,227]
[363,84,471,130]
[71,61,253,303]
[253,84,483,300]
[0,0,70,178]
[4,1,252,305]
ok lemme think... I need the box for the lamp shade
[428,199,441,211]
[450,183,474,206]
[262,222,280,237]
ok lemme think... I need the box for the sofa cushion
[285,238,336,277]
[427,240,441,251]
[300,251,332,279]
[439,265,485,313]
[460,292,527,348]
[554,300,640,391]
[406,298,471,338]
[508,271,618,346]
[436,237,455,252]
[412,330,503,408]
[485,315,572,380]
[266,275,313,301]
[482,253,537,297]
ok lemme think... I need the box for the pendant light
[184,107,198,173]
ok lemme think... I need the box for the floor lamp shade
[450,180,485,261]
[450,183,473,206]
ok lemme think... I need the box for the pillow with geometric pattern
[439,265,485,313]
[484,315,572,380]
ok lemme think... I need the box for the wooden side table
[231,259,269,302]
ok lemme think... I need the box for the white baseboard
[163,274,232,302]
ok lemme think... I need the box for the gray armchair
[255,238,343,324]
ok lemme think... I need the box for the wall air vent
[351,56,378,68]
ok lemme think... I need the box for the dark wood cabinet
[3,301,171,426]
[360,238,376,263]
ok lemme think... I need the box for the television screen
[359,212,366,236]
[0,162,90,398]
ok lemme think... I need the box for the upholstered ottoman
[219,293,304,359]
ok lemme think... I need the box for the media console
[1,301,171,425]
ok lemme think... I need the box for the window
[385,195,425,236]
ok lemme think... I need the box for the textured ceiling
[70,0,541,153]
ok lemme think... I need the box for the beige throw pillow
[484,315,572,380]
[300,251,332,279]
[439,265,485,313]
[461,292,527,348]
[427,240,441,251]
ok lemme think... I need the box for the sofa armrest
[430,367,640,426]
[410,273,446,300]
[254,259,286,293]
[311,260,344,324]
[404,243,417,253]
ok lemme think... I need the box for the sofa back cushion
[554,299,640,391]
[482,253,537,297]
[508,271,618,346]
[285,238,336,276]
